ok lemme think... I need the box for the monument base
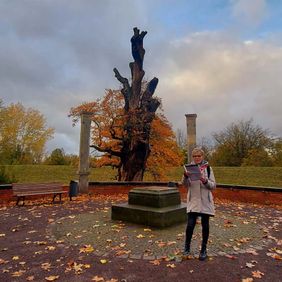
[112,186,187,227]
[112,203,187,227]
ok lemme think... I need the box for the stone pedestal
[111,186,187,227]
[78,112,92,193]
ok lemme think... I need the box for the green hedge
[2,165,282,187]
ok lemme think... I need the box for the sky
[1,0,282,155]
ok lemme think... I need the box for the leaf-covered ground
[0,194,281,281]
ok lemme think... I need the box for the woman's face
[192,152,204,164]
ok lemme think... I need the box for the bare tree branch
[90,144,122,157]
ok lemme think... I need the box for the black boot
[199,246,207,261]
[183,243,190,256]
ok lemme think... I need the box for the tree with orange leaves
[69,90,182,181]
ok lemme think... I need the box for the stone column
[78,112,92,194]
[185,114,197,163]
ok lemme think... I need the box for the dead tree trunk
[114,27,160,181]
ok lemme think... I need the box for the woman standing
[182,147,216,261]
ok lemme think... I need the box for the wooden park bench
[12,183,68,206]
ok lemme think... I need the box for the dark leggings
[185,212,210,249]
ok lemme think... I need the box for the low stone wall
[88,182,282,207]
[1,182,282,206]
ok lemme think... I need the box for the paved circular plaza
[49,199,276,260]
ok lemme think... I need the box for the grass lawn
[2,165,282,187]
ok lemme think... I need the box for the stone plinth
[111,186,187,227]
[128,186,181,207]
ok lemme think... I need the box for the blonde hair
[192,147,204,156]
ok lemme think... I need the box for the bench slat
[13,188,64,193]
[13,183,64,195]
[16,191,68,196]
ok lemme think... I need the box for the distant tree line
[176,119,282,167]
[1,98,282,183]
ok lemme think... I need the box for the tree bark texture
[114,27,160,181]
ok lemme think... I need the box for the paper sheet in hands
[184,164,202,181]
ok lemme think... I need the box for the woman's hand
[184,171,190,178]
[200,177,208,184]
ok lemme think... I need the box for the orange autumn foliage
[148,114,183,180]
[69,90,183,180]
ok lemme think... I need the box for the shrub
[0,166,17,184]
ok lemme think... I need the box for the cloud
[231,0,267,28]
[154,31,282,140]
[0,1,281,154]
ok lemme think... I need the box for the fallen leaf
[149,259,160,265]
[92,276,104,282]
[27,230,37,234]
[73,262,84,274]
[246,249,258,255]
[45,275,59,281]
[238,237,251,243]
[11,270,25,277]
[115,250,131,256]
[242,278,254,282]
[23,240,32,245]
[0,234,5,237]
[166,263,176,268]
[167,241,176,246]
[100,259,108,264]
[26,276,35,281]
[35,241,47,245]
[2,269,9,273]
[246,262,255,268]
[267,253,282,260]
[225,254,237,259]
[46,246,56,251]
[34,251,43,255]
[136,234,145,239]
[0,258,8,264]
[79,245,94,253]
[41,262,52,270]
[157,241,166,248]
[252,270,264,279]
[12,256,20,260]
